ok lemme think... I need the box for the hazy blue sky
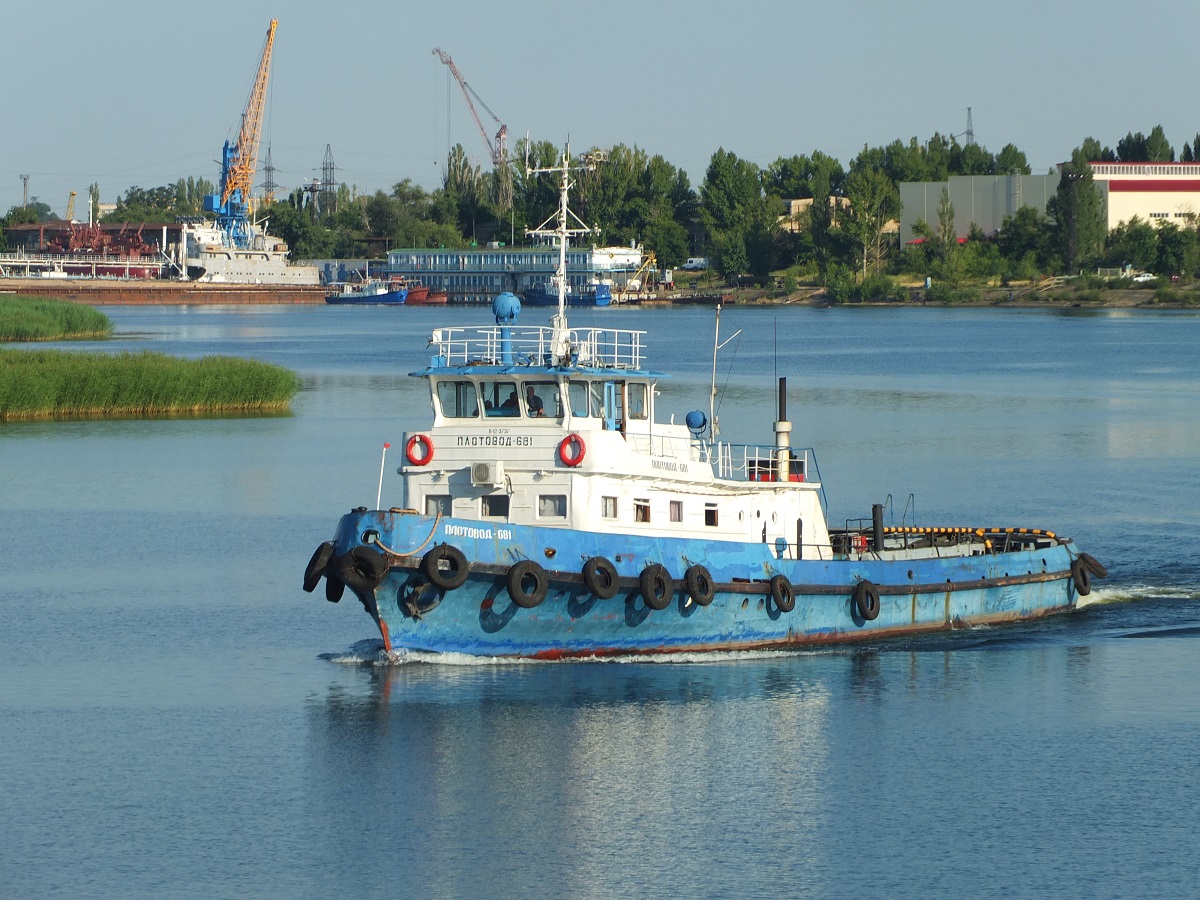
[5,0,1199,217]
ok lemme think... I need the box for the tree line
[5,125,1200,294]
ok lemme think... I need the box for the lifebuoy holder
[406,433,434,466]
[558,433,586,467]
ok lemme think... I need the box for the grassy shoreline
[0,295,114,341]
[1,349,299,421]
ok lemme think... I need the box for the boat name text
[652,458,684,472]
[444,524,513,540]
[457,434,533,447]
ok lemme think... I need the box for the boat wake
[1077,583,1200,608]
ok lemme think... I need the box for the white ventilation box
[471,461,504,486]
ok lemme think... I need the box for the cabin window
[436,381,480,418]
[627,382,648,420]
[482,494,509,518]
[602,496,617,519]
[426,495,452,516]
[635,499,650,522]
[524,381,561,418]
[481,380,520,417]
[670,500,683,522]
[539,494,567,518]
[568,381,602,418]
[705,503,719,527]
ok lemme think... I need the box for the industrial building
[899,161,1200,244]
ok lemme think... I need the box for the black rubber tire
[684,564,715,606]
[303,541,335,593]
[1071,558,1092,597]
[421,544,470,591]
[508,560,549,608]
[1079,553,1108,579]
[770,573,796,612]
[854,580,881,620]
[338,546,389,592]
[640,564,674,611]
[325,575,345,603]
[583,556,620,599]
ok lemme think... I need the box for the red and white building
[1086,162,1200,229]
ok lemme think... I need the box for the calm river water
[2,303,1198,897]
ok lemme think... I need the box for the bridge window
[482,380,520,416]
[628,383,648,420]
[436,380,480,418]
[568,381,602,417]
[524,381,561,418]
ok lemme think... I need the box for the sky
[5,0,1200,218]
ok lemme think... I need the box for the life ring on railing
[770,574,795,612]
[640,564,674,610]
[405,434,434,466]
[507,559,549,608]
[1070,558,1092,597]
[558,433,586,467]
[853,580,880,620]
[684,564,715,606]
[583,556,620,599]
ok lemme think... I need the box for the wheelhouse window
[436,381,480,418]
[482,495,510,518]
[627,382,648,420]
[481,380,520,417]
[635,499,650,523]
[568,381,602,418]
[602,496,617,519]
[524,381,562,418]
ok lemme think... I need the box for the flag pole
[376,442,391,510]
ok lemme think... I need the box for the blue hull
[325,287,408,305]
[521,284,612,307]
[325,510,1079,658]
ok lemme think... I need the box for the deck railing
[430,325,646,369]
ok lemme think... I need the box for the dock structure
[0,277,325,305]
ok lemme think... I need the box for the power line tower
[965,107,975,146]
[319,144,337,215]
[260,146,279,206]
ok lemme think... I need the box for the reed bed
[0,349,299,420]
[0,296,114,341]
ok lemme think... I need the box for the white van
[682,257,708,271]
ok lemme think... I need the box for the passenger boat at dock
[302,146,1107,658]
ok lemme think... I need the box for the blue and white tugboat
[303,147,1107,658]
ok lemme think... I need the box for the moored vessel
[324,277,407,305]
[303,146,1107,658]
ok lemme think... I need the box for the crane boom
[222,19,277,207]
[204,19,277,248]
[432,47,507,168]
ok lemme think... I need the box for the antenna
[708,305,743,441]
[965,107,975,146]
[20,174,29,207]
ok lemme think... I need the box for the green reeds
[0,296,114,341]
[0,349,299,420]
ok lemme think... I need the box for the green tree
[1155,220,1195,276]
[700,148,766,282]
[1146,125,1175,162]
[995,144,1031,175]
[1105,217,1158,271]
[1049,150,1105,272]
[842,166,901,278]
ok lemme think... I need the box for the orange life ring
[558,433,586,467]
[405,434,434,466]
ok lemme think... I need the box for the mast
[524,143,602,365]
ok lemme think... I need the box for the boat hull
[319,510,1080,658]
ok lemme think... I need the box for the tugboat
[303,146,1107,658]
[324,277,407,305]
